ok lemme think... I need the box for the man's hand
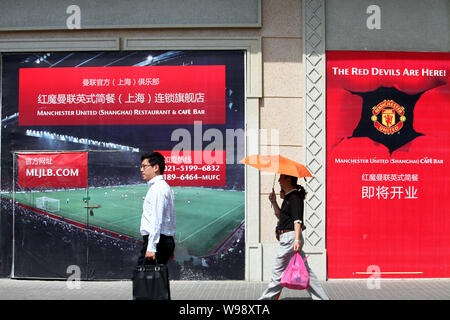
[145,251,156,260]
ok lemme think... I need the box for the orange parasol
[239,154,313,178]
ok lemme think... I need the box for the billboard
[1,50,245,280]
[326,51,450,278]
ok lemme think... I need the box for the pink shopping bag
[280,252,310,290]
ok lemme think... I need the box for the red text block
[18,152,88,188]
[19,66,225,126]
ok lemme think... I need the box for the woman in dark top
[259,174,329,300]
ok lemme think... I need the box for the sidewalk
[0,278,449,300]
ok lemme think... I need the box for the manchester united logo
[370,100,406,135]
[349,86,433,155]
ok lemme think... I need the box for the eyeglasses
[140,164,153,170]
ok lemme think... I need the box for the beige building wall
[259,0,303,242]
[259,0,314,282]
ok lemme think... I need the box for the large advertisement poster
[326,51,449,278]
[0,51,245,280]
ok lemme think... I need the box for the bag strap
[138,257,160,271]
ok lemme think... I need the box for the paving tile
[0,279,449,300]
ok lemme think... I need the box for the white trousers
[259,231,329,300]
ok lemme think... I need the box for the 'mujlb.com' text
[26,168,79,179]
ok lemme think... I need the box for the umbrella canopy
[239,154,313,178]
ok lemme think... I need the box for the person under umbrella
[259,174,329,300]
[240,154,329,299]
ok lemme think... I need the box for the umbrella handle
[272,173,277,188]
[271,174,277,208]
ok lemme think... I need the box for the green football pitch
[4,185,244,257]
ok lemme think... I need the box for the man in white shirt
[138,152,176,266]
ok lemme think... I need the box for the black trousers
[137,234,175,266]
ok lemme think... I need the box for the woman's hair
[296,184,307,200]
[286,175,307,200]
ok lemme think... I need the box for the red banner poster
[18,65,225,126]
[158,150,226,187]
[18,152,88,188]
[326,51,450,278]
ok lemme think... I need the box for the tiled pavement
[0,279,449,300]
